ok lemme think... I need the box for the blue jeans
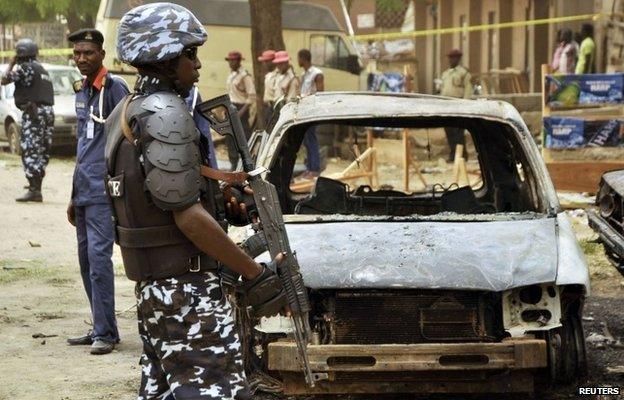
[303,126,320,173]
[75,203,119,343]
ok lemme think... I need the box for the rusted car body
[240,92,590,395]
[588,170,624,276]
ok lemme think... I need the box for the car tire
[546,309,587,384]
[6,121,21,155]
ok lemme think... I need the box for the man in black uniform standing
[1,38,54,202]
[106,3,286,399]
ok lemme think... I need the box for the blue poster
[543,117,585,148]
[543,117,624,148]
[546,73,624,106]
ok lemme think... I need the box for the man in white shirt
[273,50,299,102]
[225,50,256,169]
[298,49,323,178]
[258,49,277,126]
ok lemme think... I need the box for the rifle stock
[198,95,317,387]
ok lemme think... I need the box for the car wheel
[6,121,21,155]
[547,310,587,384]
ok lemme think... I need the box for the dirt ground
[0,152,623,400]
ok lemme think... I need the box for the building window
[310,35,352,72]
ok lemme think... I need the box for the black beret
[67,29,104,45]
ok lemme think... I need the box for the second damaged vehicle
[239,93,590,395]
[588,169,624,276]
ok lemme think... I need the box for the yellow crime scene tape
[0,13,605,55]
[0,48,73,57]
[353,13,602,42]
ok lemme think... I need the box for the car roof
[279,92,524,126]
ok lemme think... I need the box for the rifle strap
[120,94,137,146]
[200,165,248,185]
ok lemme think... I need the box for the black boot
[16,177,42,202]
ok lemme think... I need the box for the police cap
[67,29,104,46]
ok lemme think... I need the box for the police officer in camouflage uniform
[105,3,286,399]
[1,38,54,202]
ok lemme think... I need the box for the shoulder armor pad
[145,167,201,209]
[141,92,198,144]
[145,141,200,172]
[138,91,203,210]
[141,91,185,112]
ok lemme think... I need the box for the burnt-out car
[588,170,624,276]
[237,92,590,395]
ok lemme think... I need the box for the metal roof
[104,0,342,31]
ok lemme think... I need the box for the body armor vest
[105,93,225,281]
[14,61,54,108]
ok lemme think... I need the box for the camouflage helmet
[117,2,207,66]
[15,38,38,58]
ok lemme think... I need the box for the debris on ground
[586,333,611,345]
[606,366,624,374]
[32,333,57,339]
[566,208,587,218]
[28,241,41,248]
[558,192,595,210]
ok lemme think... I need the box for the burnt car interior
[266,117,543,216]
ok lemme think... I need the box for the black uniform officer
[1,38,54,202]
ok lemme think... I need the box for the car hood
[276,217,558,291]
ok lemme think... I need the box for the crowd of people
[551,23,597,74]
[225,47,323,177]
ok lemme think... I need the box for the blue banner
[545,73,624,106]
[543,117,624,148]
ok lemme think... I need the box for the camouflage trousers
[136,271,251,400]
[20,105,53,180]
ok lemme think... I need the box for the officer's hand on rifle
[238,252,288,317]
[224,184,256,226]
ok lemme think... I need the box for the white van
[95,0,364,98]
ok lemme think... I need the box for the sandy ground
[0,152,623,400]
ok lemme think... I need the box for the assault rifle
[198,94,318,388]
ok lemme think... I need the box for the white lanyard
[89,76,106,124]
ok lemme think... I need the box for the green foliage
[0,0,99,25]
[376,0,407,14]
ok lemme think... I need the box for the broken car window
[290,125,483,196]
[267,119,540,217]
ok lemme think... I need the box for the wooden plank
[541,64,550,118]
[546,161,624,193]
[268,341,546,372]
